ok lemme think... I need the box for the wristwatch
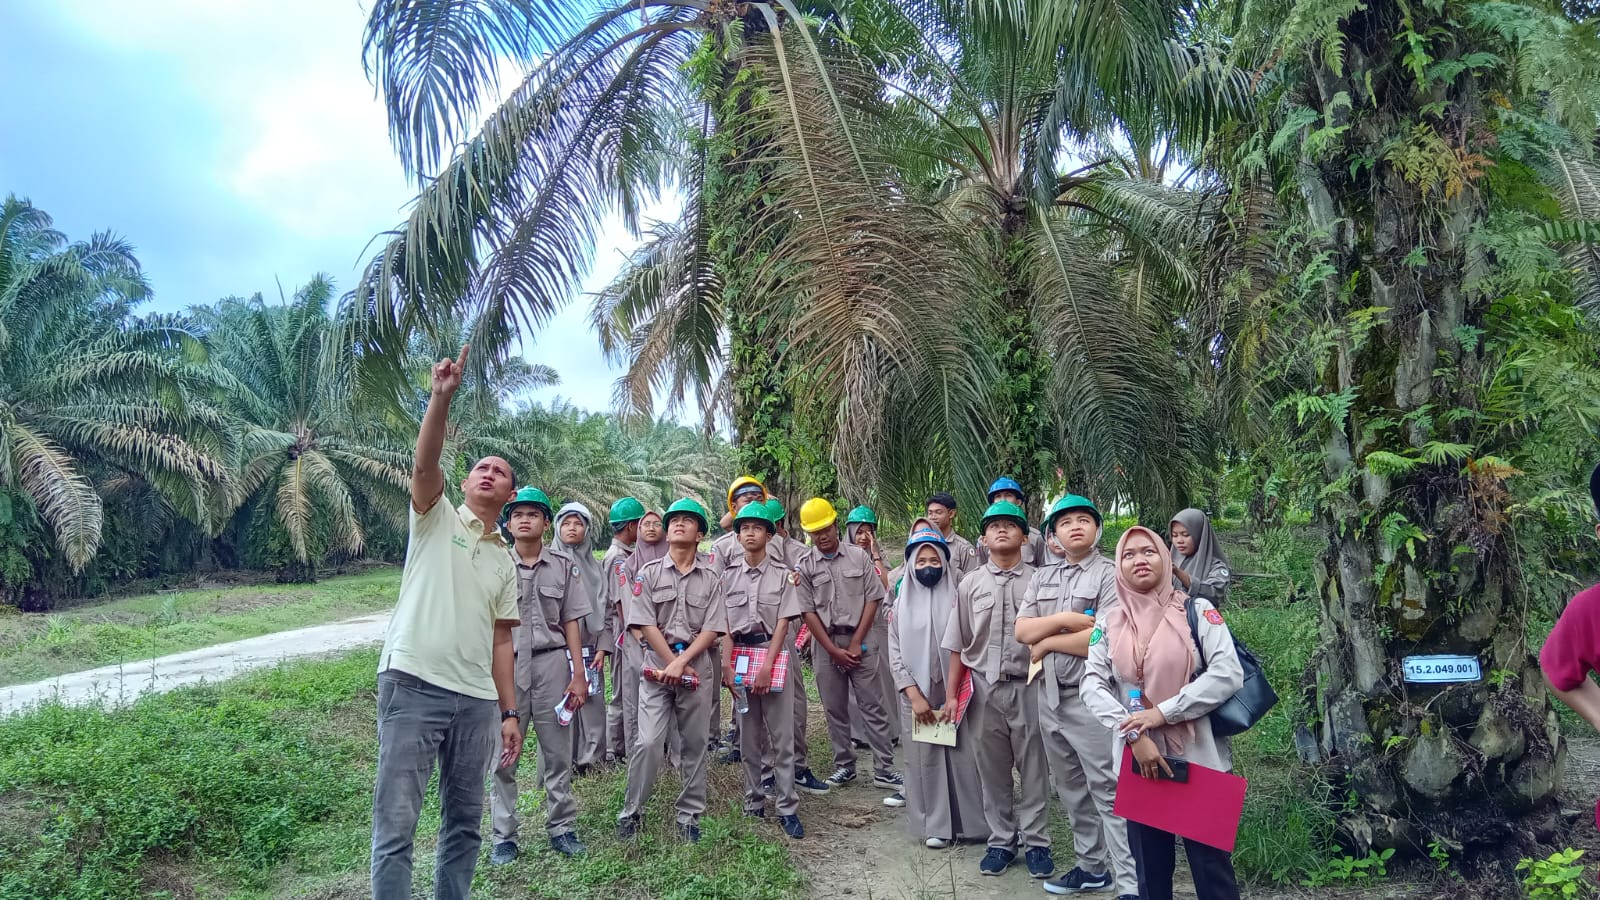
[501,709,521,722]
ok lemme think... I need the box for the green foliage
[1518,849,1594,899]
[1300,848,1394,887]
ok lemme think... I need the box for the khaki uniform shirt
[625,554,728,644]
[721,555,804,637]
[793,543,886,635]
[598,540,635,650]
[711,530,804,570]
[510,545,592,690]
[1017,553,1117,687]
[379,500,518,700]
[941,561,1035,682]
[943,530,979,582]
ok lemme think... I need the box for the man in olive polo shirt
[371,345,524,900]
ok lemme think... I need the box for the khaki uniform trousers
[969,674,1051,851]
[851,619,900,745]
[619,649,717,826]
[740,684,799,815]
[812,640,895,777]
[605,643,629,758]
[491,648,577,842]
[1040,684,1137,894]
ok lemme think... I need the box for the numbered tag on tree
[1401,654,1482,684]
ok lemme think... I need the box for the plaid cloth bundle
[794,623,810,650]
[731,646,790,692]
[951,670,974,724]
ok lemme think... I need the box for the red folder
[1112,745,1248,852]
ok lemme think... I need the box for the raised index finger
[456,343,471,369]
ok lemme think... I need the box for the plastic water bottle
[733,683,750,714]
[1126,689,1145,743]
[555,693,576,727]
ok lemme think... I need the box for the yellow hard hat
[798,497,838,533]
[726,475,768,513]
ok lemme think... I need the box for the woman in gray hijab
[1169,508,1231,604]
[888,526,985,848]
[556,502,609,771]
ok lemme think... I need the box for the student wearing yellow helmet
[793,498,903,793]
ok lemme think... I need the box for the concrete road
[0,610,391,716]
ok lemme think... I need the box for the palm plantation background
[6,0,1600,890]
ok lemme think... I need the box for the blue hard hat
[987,476,1025,502]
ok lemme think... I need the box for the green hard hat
[981,500,1028,532]
[663,497,710,533]
[502,486,553,522]
[1045,494,1102,530]
[733,502,777,533]
[845,505,878,526]
[609,496,646,526]
[764,498,786,519]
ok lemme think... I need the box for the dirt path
[0,610,390,715]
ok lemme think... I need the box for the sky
[0,0,658,414]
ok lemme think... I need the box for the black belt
[732,632,771,647]
[523,645,565,658]
[641,639,691,653]
[994,672,1023,682]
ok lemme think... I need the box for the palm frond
[4,422,102,570]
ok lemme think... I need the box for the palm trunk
[1297,3,1561,856]
[996,208,1054,512]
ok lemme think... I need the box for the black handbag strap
[1184,597,1208,680]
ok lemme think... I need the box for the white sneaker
[925,837,951,849]
[882,792,906,808]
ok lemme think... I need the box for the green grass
[1220,526,1340,885]
[0,647,805,900]
[0,569,401,686]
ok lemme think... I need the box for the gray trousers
[812,639,895,777]
[491,649,578,843]
[571,649,606,767]
[970,674,1051,851]
[741,685,799,815]
[851,620,900,745]
[620,649,716,825]
[1040,684,1137,893]
[606,643,630,757]
[371,669,497,900]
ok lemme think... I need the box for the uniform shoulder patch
[632,577,644,596]
[1089,626,1103,646]
[1204,608,1224,626]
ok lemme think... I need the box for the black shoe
[761,774,776,794]
[574,763,594,777]
[873,771,904,790]
[851,738,869,750]
[1114,896,1139,900]
[882,792,906,808]
[1043,867,1113,894]
[825,767,857,787]
[678,822,701,843]
[549,832,586,857]
[718,746,742,764]
[489,841,518,866]
[723,728,738,745]
[794,768,831,795]
[746,807,767,819]
[1026,846,1055,879]
[979,847,1015,875]
[616,817,641,841]
[779,814,805,839]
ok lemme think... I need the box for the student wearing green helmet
[1015,494,1136,898]
[716,502,807,839]
[942,500,1055,878]
[844,504,901,754]
[490,486,595,863]
[600,498,647,762]
[618,498,729,844]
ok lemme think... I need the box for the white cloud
[33,0,699,420]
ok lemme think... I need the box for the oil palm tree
[197,277,412,575]
[0,196,231,572]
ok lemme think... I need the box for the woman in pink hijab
[1080,526,1244,900]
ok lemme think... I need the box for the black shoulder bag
[1183,599,1277,738]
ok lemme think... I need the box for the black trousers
[1126,820,1240,900]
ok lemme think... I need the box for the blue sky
[0,0,655,414]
